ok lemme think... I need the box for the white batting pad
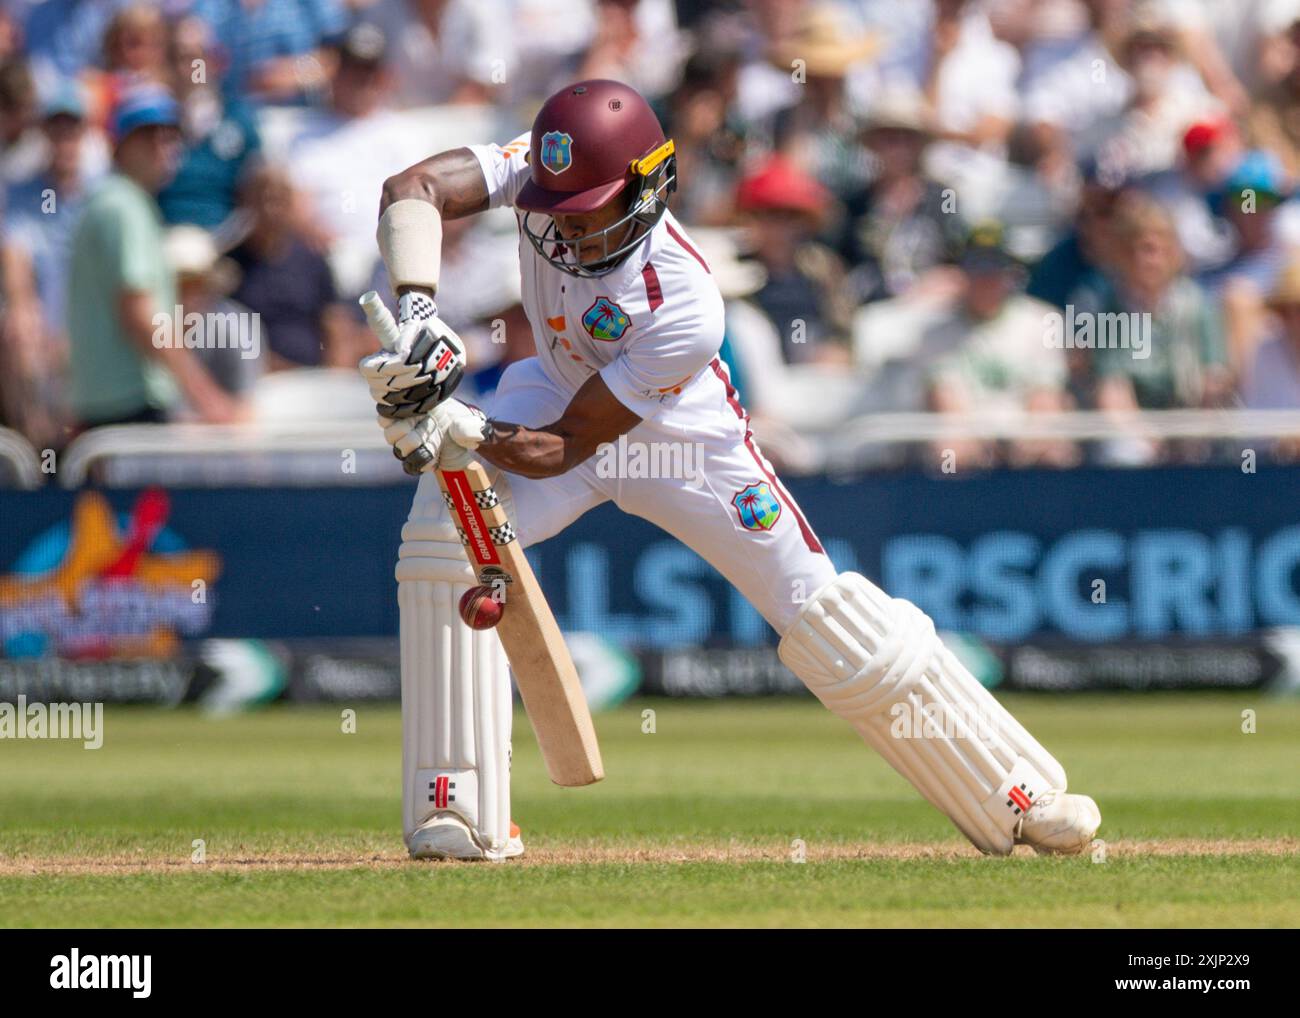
[778,572,1068,854]
[397,472,512,856]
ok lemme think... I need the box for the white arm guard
[378,199,444,293]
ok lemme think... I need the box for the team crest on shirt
[582,297,631,341]
[731,482,782,532]
[540,131,573,175]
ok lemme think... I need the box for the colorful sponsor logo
[582,297,631,341]
[0,488,221,659]
[731,482,782,533]
[540,131,573,175]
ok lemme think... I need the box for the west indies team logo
[731,482,782,533]
[582,297,631,341]
[0,488,221,659]
[540,131,573,175]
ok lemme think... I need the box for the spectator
[0,81,100,446]
[0,58,41,185]
[191,0,347,104]
[1138,117,1240,273]
[1023,0,1209,177]
[734,154,851,365]
[66,85,238,428]
[76,2,176,142]
[1243,256,1300,459]
[909,223,1076,469]
[0,7,21,67]
[284,22,423,299]
[766,3,880,198]
[164,224,261,398]
[663,49,744,226]
[1202,150,1295,376]
[103,3,170,88]
[157,16,262,232]
[1027,162,1128,310]
[835,86,965,303]
[1248,10,1300,180]
[729,0,803,134]
[21,0,132,85]
[508,0,600,106]
[1090,9,1220,180]
[228,162,358,370]
[368,0,514,108]
[1072,195,1229,458]
[912,0,1021,214]
[575,0,686,101]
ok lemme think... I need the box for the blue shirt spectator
[22,0,132,80]
[4,175,86,334]
[158,96,260,229]
[191,0,348,103]
[2,80,99,334]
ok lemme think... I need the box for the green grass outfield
[0,694,1297,927]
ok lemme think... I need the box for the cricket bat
[360,292,604,787]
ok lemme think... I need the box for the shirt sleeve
[468,132,532,211]
[598,284,726,420]
[101,196,160,293]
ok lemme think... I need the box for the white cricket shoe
[408,812,525,862]
[1014,789,1102,855]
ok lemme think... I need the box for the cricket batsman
[360,80,1102,861]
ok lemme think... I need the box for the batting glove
[359,292,466,418]
[380,400,488,476]
[381,410,445,476]
[435,398,489,451]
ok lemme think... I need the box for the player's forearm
[119,291,227,408]
[378,148,487,299]
[380,148,489,221]
[475,420,594,479]
[470,374,643,478]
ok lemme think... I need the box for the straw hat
[770,4,880,78]
[860,86,932,135]
[1121,1,1183,62]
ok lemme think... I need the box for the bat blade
[438,460,604,787]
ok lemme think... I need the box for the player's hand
[380,399,487,476]
[436,398,489,451]
[381,410,445,476]
[359,291,466,417]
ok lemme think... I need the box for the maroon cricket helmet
[517,79,677,277]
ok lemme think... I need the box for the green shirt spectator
[67,171,179,424]
[1073,274,1227,409]
[65,84,241,429]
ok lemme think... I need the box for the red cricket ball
[459,585,503,630]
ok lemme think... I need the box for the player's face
[551,197,634,266]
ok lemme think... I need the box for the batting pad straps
[378,198,444,293]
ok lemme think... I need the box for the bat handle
[440,443,472,472]
[359,290,401,353]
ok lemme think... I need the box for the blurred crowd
[5,0,1300,471]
